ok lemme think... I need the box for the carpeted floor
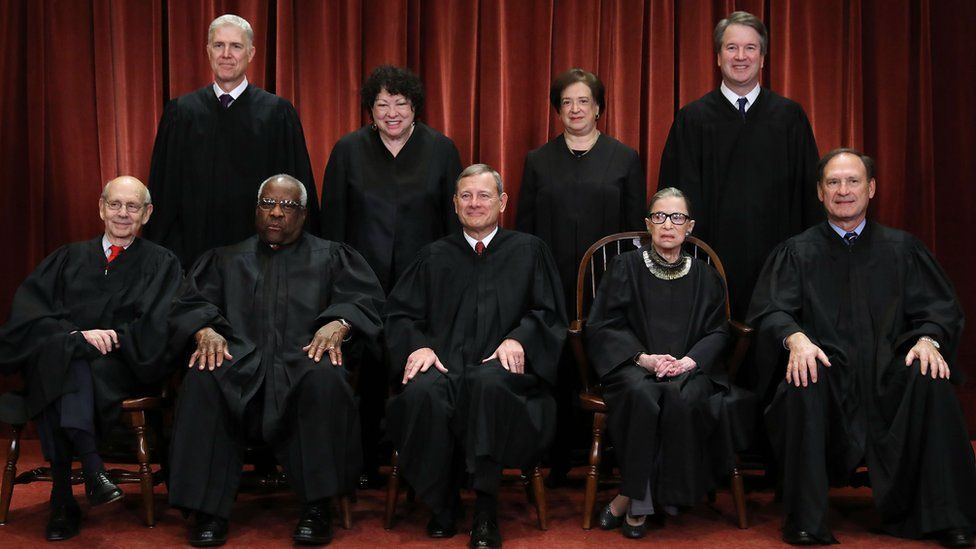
[0,439,938,548]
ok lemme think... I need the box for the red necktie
[107,245,124,264]
[475,241,485,256]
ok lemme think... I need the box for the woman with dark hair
[320,65,462,486]
[516,68,646,483]
[586,188,751,538]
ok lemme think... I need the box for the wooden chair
[0,392,169,527]
[566,231,752,529]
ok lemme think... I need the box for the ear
[498,192,509,212]
[141,203,154,224]
[247,45,256,62]
[686,219,695,234]
[868,178,876,199]
[644,217,653,233]
[98,198,107,222]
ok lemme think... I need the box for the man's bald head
[99,176,154,245]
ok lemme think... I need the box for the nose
[270,204,285,216]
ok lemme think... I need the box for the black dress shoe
[427,514,458,538]
[85,471,124,506]
[597,503,624,530]
[782,526,822,545]
[189,513,229,547]
[469,513,502,549]
[293,501,333,545]
[621,514,647,539]
[939,528,975,548]
[46,501,81,541]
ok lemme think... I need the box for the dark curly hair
[549,68,606,116]
[360,65,425,117]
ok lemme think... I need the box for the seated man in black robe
[748,148,976,547]
[167,175,384,547]
[385,164,567,549]
[0,176,182,541]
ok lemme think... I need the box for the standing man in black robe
[658,10,821,322]
[167,175,384,546]
[146,13,318,269]
[385,164,567,549]
[748,149,976,547]
[0,176,182,541]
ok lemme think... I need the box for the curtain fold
[2,0,975,427]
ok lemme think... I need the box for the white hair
[257,174,308,206]
[208,14,254,47]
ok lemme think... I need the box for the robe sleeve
[622,147,647,230]
[315,244,385,346]
[658,112,707,232]
[168,250,237,358]
[585,255,645,378]
[790,109,823,228]
[320,139,349,242]
[440,140,463,235]
[113,249,184,383]
[504,241,568,386]
[276,104,319,235]
[515,153,538,233]
[686,266,731,378]
[745,242,805,393]
[145,100,184,258]
[383,250,434,377]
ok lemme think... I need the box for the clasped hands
[81,329,119,355]
[401,338,525,385]
[189,320,350,370]
[784,331,948,388]
[636,353,696,378]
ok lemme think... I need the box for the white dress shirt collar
[462,226,499,251]
[212,78,249,104]
[720,82,761,113]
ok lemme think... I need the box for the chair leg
[530,466,548,530]
[129,410,156,527]
[0,424,23,525]
[338,495,352,529]
[731,465,748,529]
[384,450,400,530]
[582,412,606,530]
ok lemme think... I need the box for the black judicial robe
[658,88,821,321]
[0,237,181,430]
[146,85,318,268]
[748,222,976,538]
[168,233,384,439]
[321,123,461,292]
[586,249,752,503]
[517,133,646,311]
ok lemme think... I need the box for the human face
[99,176,153,246]
[817,153,876,229]
[371,89,416,141]
[559,82,599,137]
[453,173,508,236]
[255,180,306,246]
[645,196,694,257]
[716,24,764,95]
[207,24,255,91]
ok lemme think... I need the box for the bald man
[0,176,183,541]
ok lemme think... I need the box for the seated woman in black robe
[586,187,751,538]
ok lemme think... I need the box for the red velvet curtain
[2,0,975,427]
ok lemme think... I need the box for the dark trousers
[168,365,361,519]
[35,360,97,465]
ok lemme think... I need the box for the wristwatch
[918,336,940,349]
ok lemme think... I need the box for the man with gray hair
[0,176,182,541]
[167,175,384,546]
[146,13,318,269]
[385,164,567,548]
[658,10,821,323]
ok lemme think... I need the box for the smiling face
[716,23,764,95]
[255,179,306,246]
[645,195,694,256]
[559,81,599,136]
[207,24,255,91]
[371,88,416,141]
[818,152,876,230]
[453,172,507,235]
[99,176,153,246]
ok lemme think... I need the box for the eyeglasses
[647,211,689,225]
[103,200,146,213]
[257,198,305,213]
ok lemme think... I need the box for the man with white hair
[167,175,384,546]
[146,14,318,269]
[0,176,182,541]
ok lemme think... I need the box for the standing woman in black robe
[586,188,751,538]
[517,68,647,482]
[320,65,462,484]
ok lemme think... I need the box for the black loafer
[189,513,229,547]
[46,501,81,542]
[940,528,975,548]
[85,471,124,506]
[621,514,647,539]
[597,503,624,530]
[293,501,333,545]
[469,513,502,548]
[782,526,821,545]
